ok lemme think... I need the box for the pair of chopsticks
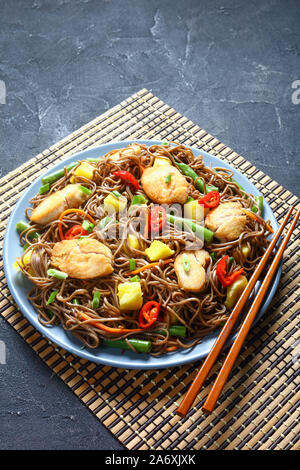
[177,206,299,417]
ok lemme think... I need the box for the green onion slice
[47,269,68,280]
[111,190,121,198]
[92,291,101,309]
[182,254,190,273]
[82,219,94,232]
[129,259,136,271]
[46,290,59,305]
[78,185,92,195]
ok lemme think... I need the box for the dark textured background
[0,0,299,450]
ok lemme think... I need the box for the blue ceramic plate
[3,140,280,369]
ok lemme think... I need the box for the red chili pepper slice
[138,301,160,329]
[113,170,139,191]
[198,190,220,208]
[64,225,89,240]
[216,255,244,287]
[150,206,167,234]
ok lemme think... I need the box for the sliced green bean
[102,338,152,353]
[153,326,187,337]
[175,162,219,194]
[86,157,101,163]
[39,183,50,194]
[16,221,40,241]
[251,195,264,214]
[166,214,214,243]
[41,162,78,185]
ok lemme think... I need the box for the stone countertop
[0,0,299,450]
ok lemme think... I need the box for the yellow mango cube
[118,282,143,310]
[184,199,205,221]
[104,193,127,214]
[153,157,172,167]
[71,162,94,183]
[128,234,140,250]
[145,240,174,261]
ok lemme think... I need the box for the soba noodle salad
[14,142,273,355]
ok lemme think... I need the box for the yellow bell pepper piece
[118,281,143,310]
[224,275,248,310]
[145,240,174,262]
[104,194,127,214]
[71,162,95,183]
[153,157,172,167]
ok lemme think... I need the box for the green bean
[86,157,101,163]
[251,195,264,214]
[175,162,219,194]
[16,221,40,241]
[231,178,246,193]
[102,338,152,353]
[153,326,187,337]
[166,214,214,243]
[41,162,78,185]
[22,243,30,252]
[46,309,54,319]
[47,268,68,280]
[39,183,50,194]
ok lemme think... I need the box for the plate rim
[3,139,281,369]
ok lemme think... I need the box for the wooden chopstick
[176,206,295,417]
[202,207,299,414]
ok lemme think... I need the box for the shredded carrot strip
[125,258,174,276]
[166,346,178,352]
[242,209,274,233]
[79,311,142,334]
[58,209,96,240]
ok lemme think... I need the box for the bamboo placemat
[0,89,299,450]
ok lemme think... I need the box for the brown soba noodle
[16,143,271,355]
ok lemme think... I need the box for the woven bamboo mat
[0,89,299,450]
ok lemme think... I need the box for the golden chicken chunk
[174,249,210,292]
[205,202,247,242]
[141,166,189,204]
[108,143,143,162]
[51,238,113,279]
[30,184,89,225]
